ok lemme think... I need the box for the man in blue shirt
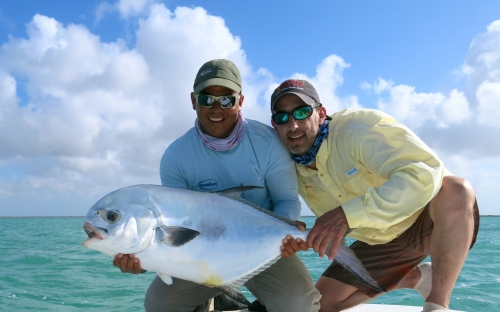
[114,59,320,312]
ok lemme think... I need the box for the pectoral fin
[156,226,200,247]
[158,272,173,285]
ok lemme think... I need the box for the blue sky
[0,0,499,216]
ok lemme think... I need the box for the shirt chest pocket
[339,166,372,196]
[303,182,342,215]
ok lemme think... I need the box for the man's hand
[280,220,309,258]
[113,254,143,274]
[306,206,348,260]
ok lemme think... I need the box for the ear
[190,92,196,110]
[318,106,328,123]
[237,94,244,110]
[271,119,277,130]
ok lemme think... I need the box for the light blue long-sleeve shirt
[159,118,301,220]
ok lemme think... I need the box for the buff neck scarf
[195,111,245,151]
[291,120,330,166]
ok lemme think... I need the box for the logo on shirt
[197,179,218,190]
[346,167,357,176]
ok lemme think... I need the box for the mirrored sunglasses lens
[294,107,313,120]
[219,96,235,108]
[197,94,212,107]
[273,113,289,125]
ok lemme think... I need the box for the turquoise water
[0,216,498,311]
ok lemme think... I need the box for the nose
[210,101,224,110]
[285,117,299,130]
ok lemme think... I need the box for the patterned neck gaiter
[290,120,330,166]
[195,111,245,151]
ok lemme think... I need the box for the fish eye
[98,210,121,223]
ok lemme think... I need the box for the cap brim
[194,78,242,93]
[271,92,316,111]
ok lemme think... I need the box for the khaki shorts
[322,200,480,297]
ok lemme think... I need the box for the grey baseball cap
[270,79,321,112]
[193,59,242,93]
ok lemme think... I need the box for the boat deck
[209,303,464,311]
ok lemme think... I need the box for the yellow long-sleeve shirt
[297,108,451,245]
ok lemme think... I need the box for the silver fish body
[82,185,384,302]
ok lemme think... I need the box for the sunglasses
[272,104,320,125]
[194,94,240,109]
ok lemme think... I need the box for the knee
[435,176,475,212]
[442,176,475,197]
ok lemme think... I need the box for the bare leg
[316,265,431,312]
[394,265,421,289]
[426,176,475,308]
[316,176,475,311]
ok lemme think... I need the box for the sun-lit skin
[191,85,244,139]
[271,94,327,156]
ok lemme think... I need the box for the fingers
[295,220,307,231]
[307,223,329,255]
[305,207,349,259]
[296,238,309,251]
[113,253,123,268]
[312,230,330,257]
[280,235,309,258]
[280,236,296,258]
[125,254,136,273]
[280,246,291,258]
[113,254,142,274]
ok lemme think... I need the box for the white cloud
[1,4,500,216]
[94,2,115,25]
[354,20,500,216]
[95,0,154,24]
[288,54,358,113]
[0,5,254,215]
[0,3,363,216]
[463,19,500,99]
[363,19,500,133]
[366,78,471,129]
[476,81,500,126]
[372,77,393,94]
[440,89,471,125]
[359,81,371,91]
[117,0,154,18]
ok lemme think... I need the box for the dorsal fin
[216,186,298,227]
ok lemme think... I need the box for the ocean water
[0,216,498,311]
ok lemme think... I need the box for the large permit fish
[82,185,384,303]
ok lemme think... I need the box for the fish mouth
[83,222,108,240]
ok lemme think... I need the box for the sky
[0,0,499,216]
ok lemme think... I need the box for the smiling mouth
[83,222,108,240]
[209,117,224,122]
[289,133,304,140]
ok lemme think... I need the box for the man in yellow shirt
[271,79,479,312]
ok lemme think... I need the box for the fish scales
[82,184,384,303]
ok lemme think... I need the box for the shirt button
[320,173,324,177]
[338,195,342,198]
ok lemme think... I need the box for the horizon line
[1,215,499,218]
